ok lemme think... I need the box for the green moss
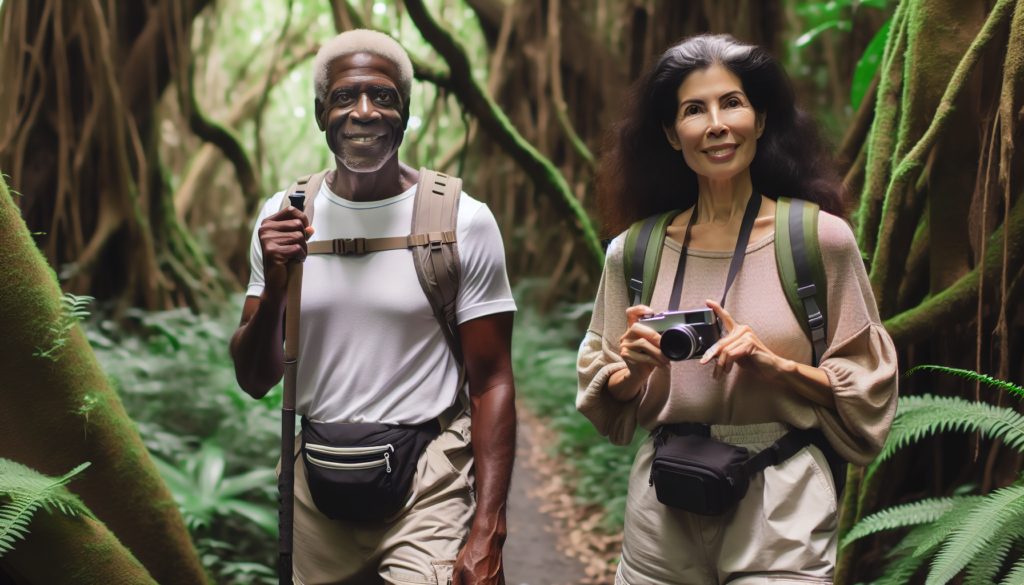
[0,170,211,584]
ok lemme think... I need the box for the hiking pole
[279,193,305,584]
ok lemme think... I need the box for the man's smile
[345,134,384,144]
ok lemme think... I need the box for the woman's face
[663,64,766,182]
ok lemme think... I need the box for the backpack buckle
[808,311,825,330]
[334,238,366,254]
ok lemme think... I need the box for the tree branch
[185,63,260,208]
[548,0,595,172]
[855,0,908,253]
[403,0,604,267]
[174,40,320,220]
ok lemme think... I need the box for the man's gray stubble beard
[330,131,403,173]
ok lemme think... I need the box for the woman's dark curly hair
[596,34,846,238]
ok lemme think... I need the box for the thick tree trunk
[835,0,1024,582]
[1,512,159,585]
[0,172,208,583]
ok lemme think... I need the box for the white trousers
[616,422,838,585]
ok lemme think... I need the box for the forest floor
[504,410,588,585]
[503,407,621,585]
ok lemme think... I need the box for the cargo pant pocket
[431,560,455,585]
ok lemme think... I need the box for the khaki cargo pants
[277,412,475,585]
[616,422,838,585]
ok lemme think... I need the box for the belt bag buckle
[650,430,750,516]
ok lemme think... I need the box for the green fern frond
[0,459,93,557]
[1002,556,1024,584]
[964,520,1024,585]
[905,366,1024,399]
[843,497,961,549]
[913,496,987,557]
[867,524,937,585]
[879,395,1024,462]
[926,482,1024,585]
[32,293,93,362]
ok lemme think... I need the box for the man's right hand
[258,206,314,297]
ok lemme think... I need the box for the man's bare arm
[454,311,515,585]
[229,206,311,399]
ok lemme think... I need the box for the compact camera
[638,308,721,361]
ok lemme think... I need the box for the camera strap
[667,189,762,313]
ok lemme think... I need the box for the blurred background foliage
[8,0,1024,583]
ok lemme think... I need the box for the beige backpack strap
[409,168,467,426]
[409,168,463,365]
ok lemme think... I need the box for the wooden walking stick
[279,192,306,584]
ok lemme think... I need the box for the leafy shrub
[85,295,280,583]
[844,367,1024,585]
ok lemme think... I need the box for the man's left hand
[452,532,504,585]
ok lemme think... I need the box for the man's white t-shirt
[247,179,516,425]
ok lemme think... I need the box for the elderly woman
[578,34,898,585]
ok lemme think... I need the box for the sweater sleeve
[812,213,899,467]
[576,235,643,446]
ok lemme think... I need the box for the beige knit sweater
[576,211,898,467]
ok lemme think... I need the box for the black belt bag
[649,423,845,517]
[300,417,440,522]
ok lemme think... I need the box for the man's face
[316,53,405,173]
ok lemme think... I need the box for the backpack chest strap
[306,231,457,255]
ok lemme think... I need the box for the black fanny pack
[649,423,845,516]
[300,417,440,522]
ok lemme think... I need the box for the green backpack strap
[775,197,828,367]
[623,210,683,306]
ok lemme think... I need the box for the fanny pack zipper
[305,443,394,457]
[307,452,392,473]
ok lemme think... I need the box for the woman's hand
[620,305,671,376]
[606,306,670,402]
[699,300,783,380]
[699,300,835,408]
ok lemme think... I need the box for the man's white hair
[313,29,414,105]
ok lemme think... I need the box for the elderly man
[230,29,516,585]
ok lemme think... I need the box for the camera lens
[660,325,698,361]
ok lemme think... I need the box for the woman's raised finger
[626,305,656,328]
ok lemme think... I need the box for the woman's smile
[701,142,740,162]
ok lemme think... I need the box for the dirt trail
[502,414,588,585]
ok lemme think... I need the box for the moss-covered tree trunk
[0,171,208,583]
[836,0,1024,582]
[1,512,159,584]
